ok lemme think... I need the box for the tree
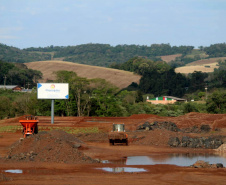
[89,79,120,116]
[0,96,11,119]
[206,90,226,113]
[188,71,208,92]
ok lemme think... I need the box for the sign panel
[37,83,69,99]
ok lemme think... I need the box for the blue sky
[0,0,225,49]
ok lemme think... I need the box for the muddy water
[4,169,23,173]
[104,153,226,167]
[97,167,146,173]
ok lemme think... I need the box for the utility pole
[205,84,208,100]
[26,82,30,89]
[3,75,7,90]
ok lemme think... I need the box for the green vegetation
[0,43,51,63]
[169,43,226,67]
[1,43,226,119]
[38,126,100,134]
[18,43,194,67]
[206,90,226,113]
[0,125,21,133]
[0,125,99,134]
[204,43,226,57]
[1,43,226,68]
[111,57,226,97]
[1,68,226,120]
[0,61,42,88]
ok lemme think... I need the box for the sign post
[37,83,69,124]
[51,99,54,124]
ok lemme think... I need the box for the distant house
[0,85,22,91]
[21,89,33,93]
[147,96,186,105]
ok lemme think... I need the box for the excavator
[108,123,128,146]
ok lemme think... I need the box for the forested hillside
[21,44,194,67]
[0,43,51,63]
[114,57,226,97]
[1,46,226,119]
[0,61,42,88]
[24,43,194,66]
[1,43,226,67]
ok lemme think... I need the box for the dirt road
[0,113,226,185]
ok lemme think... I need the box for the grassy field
[0,125,100,134]
[186,57,226,66]
[25,60,141,89]
[175,57,226,74]
[175,62,219,74]
[160,54,182,63]
[185,49,209,59]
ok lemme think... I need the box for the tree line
[2,42,226,68]
[0,61,42,88]
[1,70,226,120]
[25,43,194,67]
[0,43,51,63]
[111,57,226,98]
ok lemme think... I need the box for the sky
[0,0,226,49]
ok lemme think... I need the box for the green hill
[23,43,194,67]
[1,43,226,68]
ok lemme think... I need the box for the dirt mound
[215,144,226,152]
[191,160,224,168]
[129,114,159,119]
[5,130,97,164]
[145,112,226,130]
[76,132,109,143]
[0,173,11,183]
[0,115,27,124]
[130,130,184,146]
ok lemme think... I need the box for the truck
[108,123,128,146]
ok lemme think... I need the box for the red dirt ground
[0,113,226,185]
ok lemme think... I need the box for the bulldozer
[108,123,128,146]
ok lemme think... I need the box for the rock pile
[138,121,213,134]
[168,136,223,149]
[5,130,97,164]
[137,121,180,132]
[191,160,224,168]
[215,144,226,152]
[181,124,212,133]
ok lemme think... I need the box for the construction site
[0,112,226,185]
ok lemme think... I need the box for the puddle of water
[103,153,226,167]
[4,169,23,174]
[3,169,65,175]
[98,167,146,173]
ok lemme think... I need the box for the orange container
[20,120,39,138]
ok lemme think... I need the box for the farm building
[147,96,186,105]
[0,85,22,91]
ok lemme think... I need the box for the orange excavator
[19,115,39,138]
[108,123,128,146]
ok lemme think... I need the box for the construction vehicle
[108,123,128,146]
[19,115,39,138]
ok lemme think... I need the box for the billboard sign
[37,83,69,99]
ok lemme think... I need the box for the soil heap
[5,130,97,164]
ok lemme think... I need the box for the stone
[168,137,180,147]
